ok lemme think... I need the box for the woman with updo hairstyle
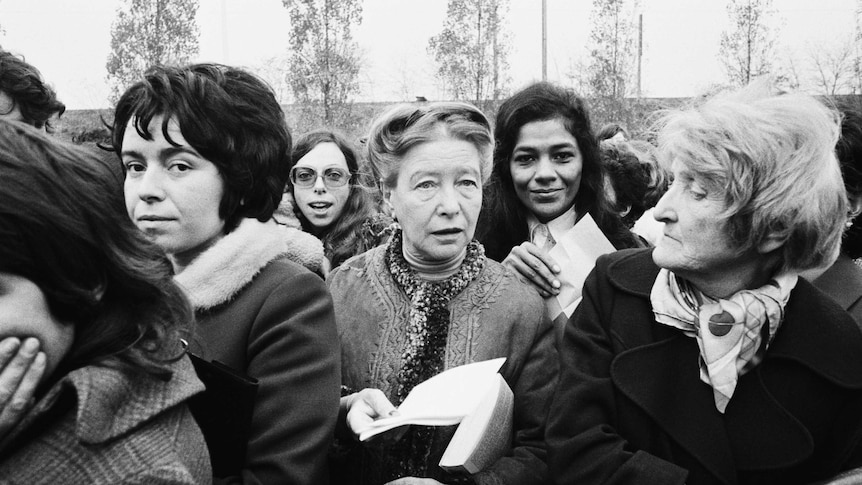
[477,81,641,301]
[546,84,862,485]
[0,119,209,484]
[328,101,557,485]
[285,129,394,269]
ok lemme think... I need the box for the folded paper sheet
[547,213,616,319]
[357,358,507,442]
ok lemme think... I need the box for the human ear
[756,232,786,255]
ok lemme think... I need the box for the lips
[137,215,174,222]
[531,188,563,194]
[531,188,563,199]
[308,202,332,209]
[431,228,462,236]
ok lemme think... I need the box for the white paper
[547,214,615,318]
[357,358,507,441]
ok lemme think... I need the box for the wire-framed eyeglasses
[289,166,351,189]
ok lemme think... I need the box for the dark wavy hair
[110,63,291,233]
[288,130,377,267]
[0,119,192,381]
[477,82,638,261]
[836,103,862,259]
[600,138,667,228]
[0,47,65,131]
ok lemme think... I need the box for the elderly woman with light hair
[328,102,557,485]
[545,85,862,485]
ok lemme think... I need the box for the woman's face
[385,136,483,263]
[122,115,226,270]
[509,118,583,223]
[292,142,352,232]
[0,272,73,383]
[652,159,763,295]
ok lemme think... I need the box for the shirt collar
[527,205,578,243]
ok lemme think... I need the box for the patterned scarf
[383,228,485,479]
[650,268,797,413]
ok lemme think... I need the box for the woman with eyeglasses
[286,130,395,269]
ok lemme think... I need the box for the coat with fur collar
[177,218,341,485]
[547,248,862,485]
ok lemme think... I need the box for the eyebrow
[513,142,578,152]
[121,146,203,161]
[409,166,480,181]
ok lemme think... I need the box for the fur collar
[175,218,324,310]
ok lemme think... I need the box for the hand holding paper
[547,213,616,319]
[355,358,507,442]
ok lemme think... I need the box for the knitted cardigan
[328,245,557,485]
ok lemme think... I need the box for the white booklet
[357,358,507,442]
[546,213,616,319]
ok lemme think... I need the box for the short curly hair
[0,47,65,131]
[111,63,291,233]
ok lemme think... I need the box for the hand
[502,241,561,298]
[342,388,398,436]
[384,478,445,485]
[0,337,46,439]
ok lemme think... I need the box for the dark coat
[179,218,340,485]
[546,248,862,485]
[814,253,862,329]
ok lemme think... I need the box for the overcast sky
[0,0,857,109]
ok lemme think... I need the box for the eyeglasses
[289,166,351,189]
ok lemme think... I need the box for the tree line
[101,0,862,137]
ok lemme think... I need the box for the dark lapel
[603,250,862,485]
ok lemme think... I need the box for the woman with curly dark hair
[286,130,394,269]
[0,47,65,131]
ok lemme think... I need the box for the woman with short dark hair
[0,119,209,484]
[113,63,340,485]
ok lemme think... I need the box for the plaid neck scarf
[650,269,797,413]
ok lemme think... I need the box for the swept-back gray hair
[656,82,846,272]
[365,101,494,188]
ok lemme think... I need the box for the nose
[436,183,461,217]
[533,157,558,184]
[652,186,677,223]
[312,173,327,193]
[136,166,166,202]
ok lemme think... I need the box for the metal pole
[637,13,642,98]
[542,0,547,81]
